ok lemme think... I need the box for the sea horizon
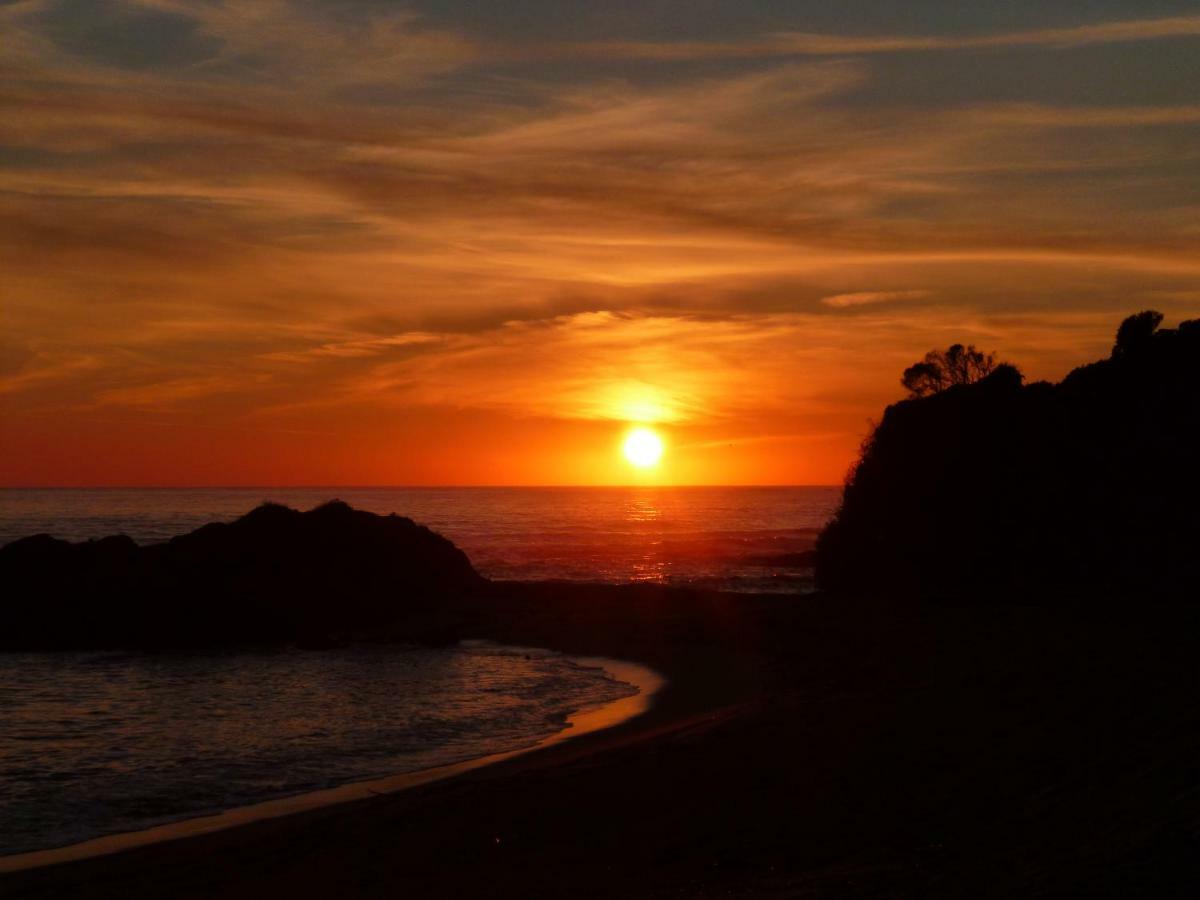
[0,485,840,593]
[0,487,840,494]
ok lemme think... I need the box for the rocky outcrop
[0,501,485,649]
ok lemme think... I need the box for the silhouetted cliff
[816,313,1200,602]
[0,501,485,649]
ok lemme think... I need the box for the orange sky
[2,3,1199,485]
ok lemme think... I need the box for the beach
[6,583,1200,898]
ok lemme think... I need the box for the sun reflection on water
[624,494,662,524]
[625,493,667,581]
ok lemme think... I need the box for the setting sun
[622,428,664,468]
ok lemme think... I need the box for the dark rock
[0,501,485,650]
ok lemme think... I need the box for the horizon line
[0,483,840,491]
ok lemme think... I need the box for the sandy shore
[6,583,1200,898]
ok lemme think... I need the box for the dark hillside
[816,313,1200,602]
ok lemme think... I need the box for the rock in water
[0,501,485,649]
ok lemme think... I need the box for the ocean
[0,485,840,593]
[0,486,839,859]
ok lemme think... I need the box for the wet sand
[6,583,1200,898]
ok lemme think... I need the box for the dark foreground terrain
[5,582,1200,899]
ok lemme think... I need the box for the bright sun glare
[622,427,664,468]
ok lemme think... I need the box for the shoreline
[0,651,665,876]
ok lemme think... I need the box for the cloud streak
[821,291,931,308]
[541,15,1200,62]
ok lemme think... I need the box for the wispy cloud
[262,333,443,364]
[821,290,931,309]
[91,375,260,409]
[561,15,1200,62]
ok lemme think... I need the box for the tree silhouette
[1112,310,1163,357]
[901,343,998,398]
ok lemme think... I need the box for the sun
[622,427,664,468]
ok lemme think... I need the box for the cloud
[966,103,1200,129]
[0,351,102,396]
[91,374,260,409]
[262,332,444,364]
[2,0,478,89]
[4,48,1199,318]
[556,15,1200,62]
[821,290,931,308]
